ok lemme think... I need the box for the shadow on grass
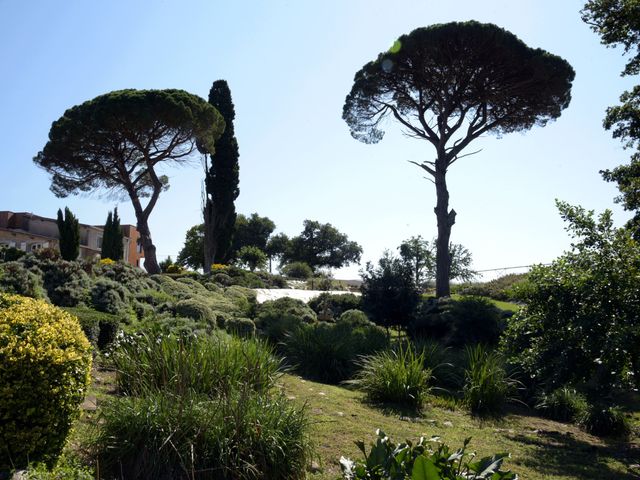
[507,429,640,479]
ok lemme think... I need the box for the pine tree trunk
[137,219,160,274]
[434,167,456,298]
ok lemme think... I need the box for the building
[0,211,144,267]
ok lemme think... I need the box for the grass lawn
[279,374,640,480]
[67,363,639,480]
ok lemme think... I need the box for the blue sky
[0,0,635,279]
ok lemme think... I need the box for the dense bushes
[535,387,588,423]
[64,306,121,350]
[96,331,310,479]
[502,203,640,393]
[283,321,388,383]
[458,273,528,301]
[281,261,313,279]
[0,294,92,471]
[0,261,46,299]
[308,292,361,320]
[255,297,317,343]
[410,297,504,346]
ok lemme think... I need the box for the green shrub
[349,345,431,407]
[225,317,256,338]
[110,331,283,397]
[283,321,389,383]
[93,389,310,480]
[174,298,216,325]
[0,261,46,299]
[577,403,631,438]
[213,272,233,286]
[501,203,640,394]
[340,429,517,480]
[281,261,313,279]
[411,297,503,346]
[535,387,588,423]
[309,292,362,321]
[139,314,210,337]
[63,306,122,350]
[0,294,92,471]
[95,261,153,293]
[150,274,194,299]
[0,245,26,262]
[91,278,129,314]
[463,345,517,416]
[412,338,458,389]
[224,285,256,316]
[338,309,373,327]
[458,273,528,301]
[40,260,91,307]
[255,297,317,344]
[18,455,93,479]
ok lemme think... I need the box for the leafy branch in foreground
[340,429,517,479]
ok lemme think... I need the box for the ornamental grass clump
[0,294,92,471]
[283,321,388,383]
[349,344,431,407]
[97,329,310,479]
[95,388,310,480]
[463,344,517,416]
[110,330,283,397]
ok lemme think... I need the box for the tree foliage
[34,89,224,274]
[582,0,640,77]
[236,245,268,272]
[202,80,240,270]
[56,207,79,261]
[360,251,420,331]
[343,21,574,297]
[501,201,640,393]
[398,236,476,287]
[177,224,205,270]
[398,236,433,286]
[283,220,362,271]
[232,213,276,256]
[101,208,124,261]
[583,1,640,238]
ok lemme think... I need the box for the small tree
[231,213,276,256]
[265,233,291,273]
[56,207,79,261]
[398,235,433,287]
[34,89,225,274]
[236,245,267,272]
[283,220,362,272]
[101,208,124,261]
[360,251,420,332]
[344,21,574,297]
[177,224,205,270]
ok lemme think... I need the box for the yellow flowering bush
[0,294,92,470]
[99,257,115,265]
[211,263,229,271]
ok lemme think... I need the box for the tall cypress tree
[202,80,240,272]
[111,207,124,261]
[56,207,80,260]
[101,208,124,260]
[101,211,113,259]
